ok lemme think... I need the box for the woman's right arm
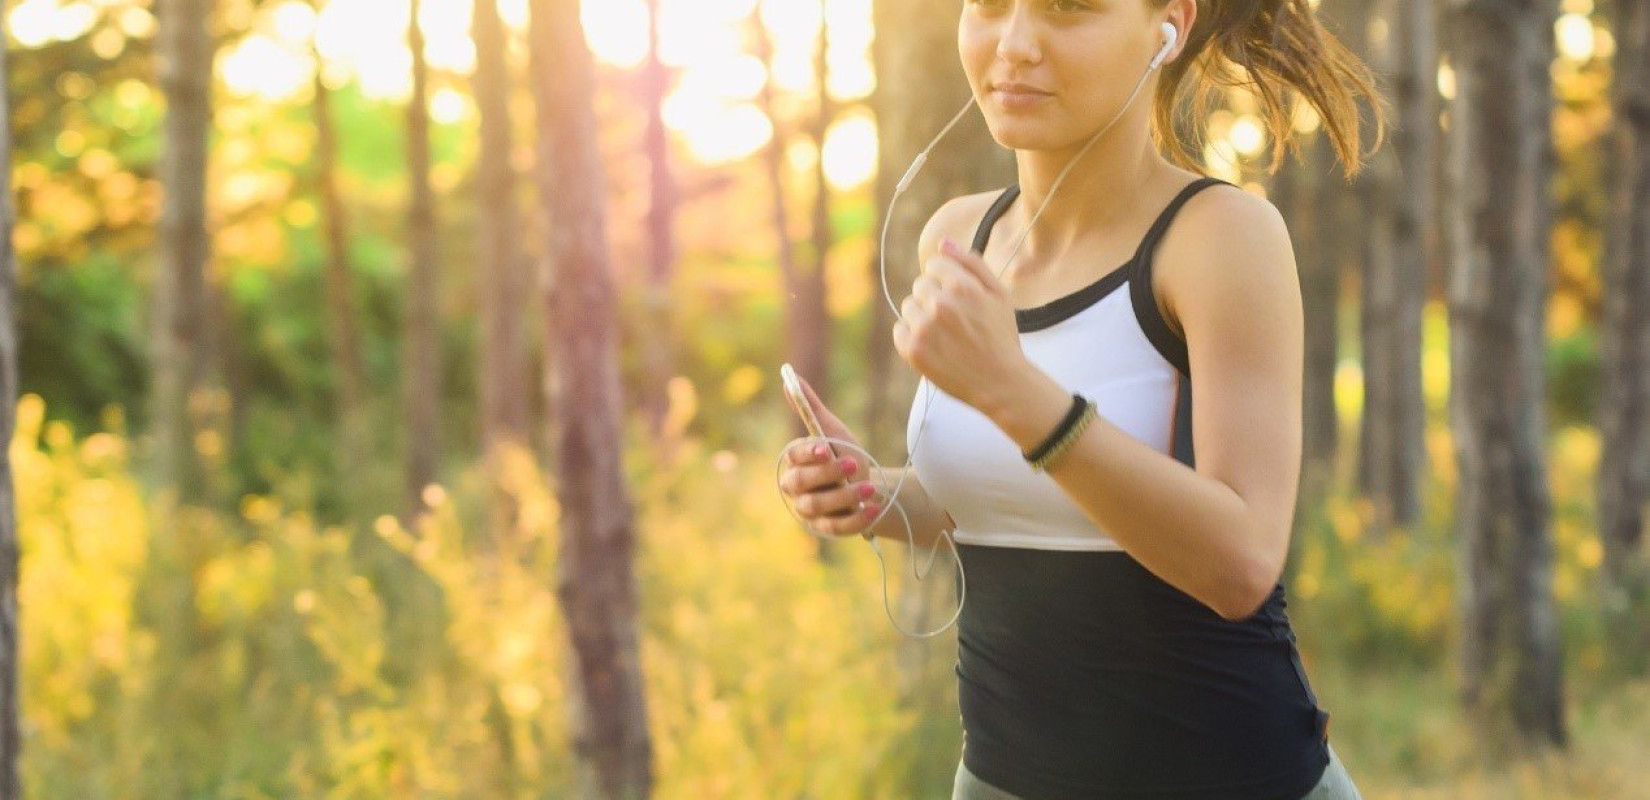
[866,466,955,550]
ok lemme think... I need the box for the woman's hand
[777,373,881,538]
[892,237,1032,416]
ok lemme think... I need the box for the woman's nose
[995,7,1042,64]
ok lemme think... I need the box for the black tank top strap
[1129,176,1235,379]
[970,184,1021,254]
[1128,175,1233,263]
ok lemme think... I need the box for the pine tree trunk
[404,0,441,521]
[1598,0,1650,668]
[801,0,839,564]
[867,1,1014,792]
[472,0,531,546]
[1443,0,1568,752]
[805,0,836,460]
[1272,130,1336,583]
[1362,0,1437,532]
[1319,0,1383,513]
[638,0,679,452]
[312,39,368,485]
[528,1,654,797]
[866,1,1013,466]
[0,15,23,794]
[152,0,214,501]
[751,19,814,454]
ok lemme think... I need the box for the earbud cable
[776,37,1166,638]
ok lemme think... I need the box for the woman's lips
[991,86,1051,110]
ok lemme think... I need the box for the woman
[778,0,1387,797]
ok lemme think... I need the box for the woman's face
[959,0,1169,151]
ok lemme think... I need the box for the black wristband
[1023,392,1089,464]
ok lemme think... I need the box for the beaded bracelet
[1031,400,1096,471]
[1023,393,1097,472]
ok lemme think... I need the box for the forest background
[2,0,1648,797]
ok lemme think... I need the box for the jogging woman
[779,0,1386,796]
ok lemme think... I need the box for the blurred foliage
[12,393,925,797]
[6,0,1645,796]
[12,382,1650,798]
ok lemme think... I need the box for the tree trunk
[1361,0,1437,533]
[528,1,654,797]
[867,1,1014,792]
[312,34,369,485]
[1598,0,1650,669]
[805,0,835,422]
[473,0,531,546]
[1330,0,1391,537]
[638,0,679,453]
[866,1,1013,465]
[1442,0,1567,753]
[1271,129,1337,583]
[0,14,23,794]
[1319,0,1383,519]
[152,0,214,501]
[751,18,813,445]
[404,0,441,521]
[798,1,841,565]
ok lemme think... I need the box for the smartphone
[780,363,856,521]
[781,364,831,447]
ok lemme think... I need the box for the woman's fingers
[808,494,881,537]
[781,453,859,494]
[785,439,823,466]
[781,437,877,535]
[796,480,865,517]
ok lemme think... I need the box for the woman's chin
[986,124,1059,151]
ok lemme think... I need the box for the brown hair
[1149,0,1391,179]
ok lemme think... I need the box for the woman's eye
[1052,0,1089,10]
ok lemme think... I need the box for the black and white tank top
[907,177,1334,800]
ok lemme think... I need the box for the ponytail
[1151,0,1392,179]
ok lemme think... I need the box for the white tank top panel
[905,177,1230,552]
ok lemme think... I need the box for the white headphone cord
[777,28,1171,638]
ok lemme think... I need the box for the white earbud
[1150,21,1178,70]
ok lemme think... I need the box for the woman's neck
[1006,134,1171,273]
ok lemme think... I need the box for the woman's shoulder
[916,188,1012,261]
[1158,178,1287,262]
[1154,178,1295,337]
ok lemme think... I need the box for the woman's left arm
[982,192,1305,622]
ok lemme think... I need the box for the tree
[800,0,837,457]
[311,8,368,486]
[528,1,654,796]
[472,0,531,543]
[1361,0,1439,531]
[152,0,215,500]
[865,1,1014,462]
[752,6,837,486]
[1442,0,1567,751]
[751,13,808,432]
[1598,0,1650,667]
[637,0,680,449]
[0,7,23,793]
[866,1,1014,792]
[404,0,441,521]
[1270,121,1337,582]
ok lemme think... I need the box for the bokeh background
[4,0,1648,797]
